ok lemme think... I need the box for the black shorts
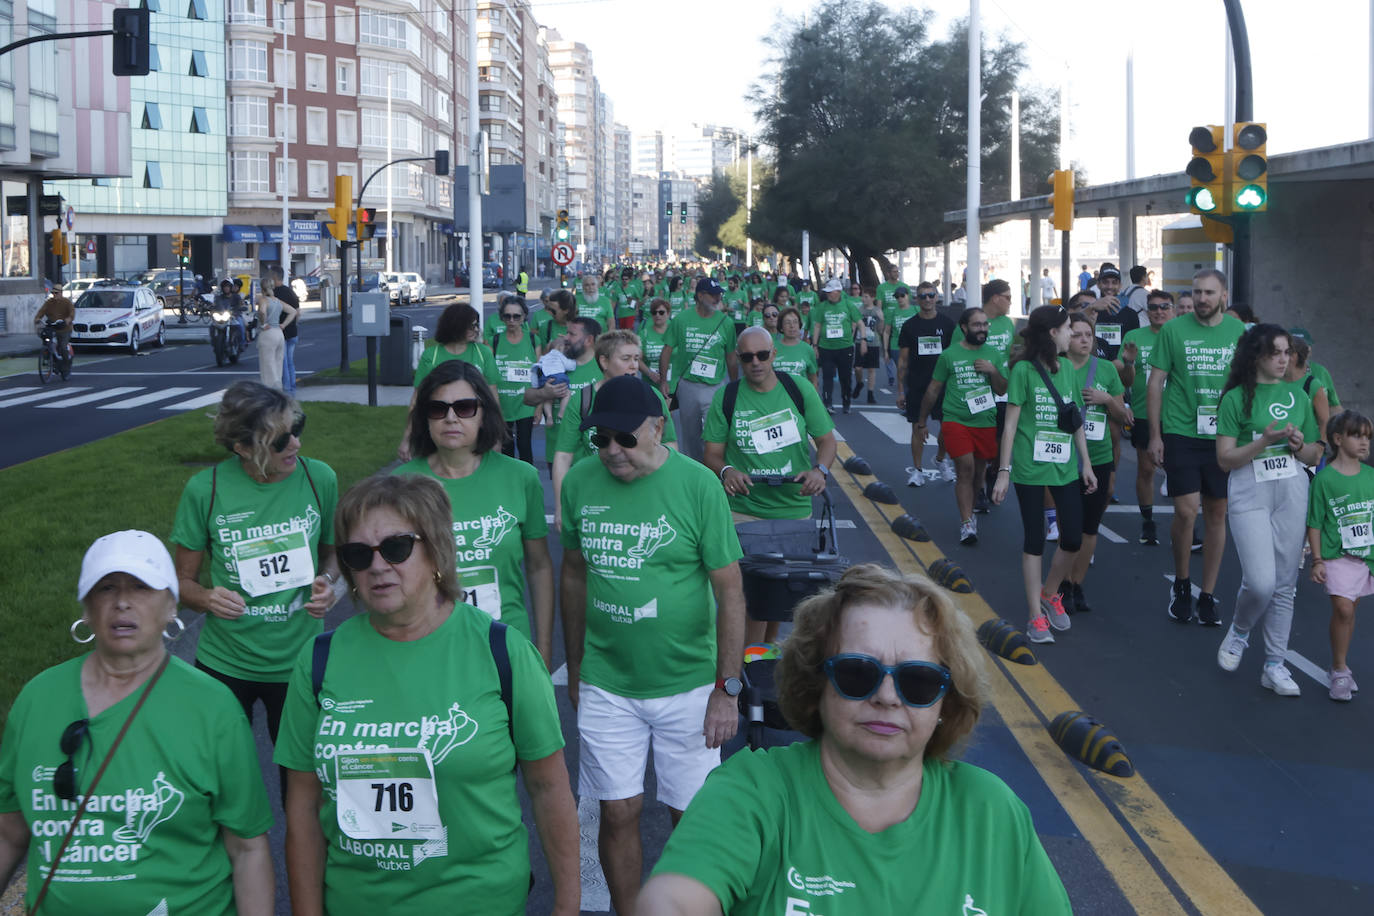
[1162,433,1228,499]
[903,382,943,423]
[856,343,880,369]
[1129,419,1151,450]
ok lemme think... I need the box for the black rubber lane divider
[976,618,1037,665]
[1050,711,1135,777]
[841,455,873,476]
[927,557,973,593]
[890,513,931,542]
[862,480,899,504]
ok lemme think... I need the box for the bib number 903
[372,781,414,813]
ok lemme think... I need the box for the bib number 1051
[373,781,414,813]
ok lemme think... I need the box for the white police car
[71,285,166,354]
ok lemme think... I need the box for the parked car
[401,272,427,302]
[63,277,117,298]
[379,271,411,305]
[71,286,166,353]
[349,272,381,292]
[303,275,322,300]
[482,266,501,289]
[136,269,202,310]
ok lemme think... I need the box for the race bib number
[457,565,502,619]
[1251,440,1298,482]
[1196,406,1219,437]
[335,749,443,840]
[1340,512,1374,550]
[689,355,718,378]
[1033,430,1072,464]
[917,337,942,356]
[1084,407,1107,441]
[747,408,802,454]
[965,385,995,414]
[232,529,313,598]
[1098,324,1122,346]
[501,365,532,384]
[825,325,844,339]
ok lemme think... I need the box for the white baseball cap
[78,530,179,601]
[822,278,844,293]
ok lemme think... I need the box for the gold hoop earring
[70,618,95,645]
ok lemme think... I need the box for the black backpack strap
[487,620,516,756]
[722,379,742,425]
[298,456,324,555]
[581,382,593,418]
[776,371,805,415]
[1303,374,1314,395]
[311,629,336,704]
[204,465,218,552]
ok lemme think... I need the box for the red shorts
[943,421,998,460]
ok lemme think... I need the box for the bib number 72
[372,781,415,813]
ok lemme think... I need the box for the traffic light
[1185,125,1227,216]
[664,200,673,218]
[326,175,353,241]
[171,232,187,262]
[49,229,69,263]
[679,202,687,224]
[356,207,376,241]
[1049,169,1074,232]
[434,150,449,176]
[555,209,570,241]
[1231,122,1267,212]
[111,8,150,76]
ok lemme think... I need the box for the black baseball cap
[580,376,661,434]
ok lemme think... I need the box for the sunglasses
[54,718,90,801]
[763,311,779,319]
[590,429,639,449]
[501,312,524,320]
[424,398,481,421]
[917,293,938,300]
[1146,303,1172,311]
[271,416,307,452]
[651,309,668,316]
[738,350,772,363]
[822,654,952,708]
[337,533,424,571]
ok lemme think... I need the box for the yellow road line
[832,442,1260,916]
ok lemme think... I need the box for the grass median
[0,401,407,728]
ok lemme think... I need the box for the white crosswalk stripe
[99,386,200,409]
[163,388,228,411]
[38,386,142,408]
[0,386,92,407]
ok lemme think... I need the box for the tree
[750,1,1059,287]
[694,172,739,259]
[695,159,776,267]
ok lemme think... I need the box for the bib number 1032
[373,781,414,812]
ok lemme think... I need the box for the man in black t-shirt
[895,281,955,487]
[271,265,301,396]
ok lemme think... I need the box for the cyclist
[33,282,75,364]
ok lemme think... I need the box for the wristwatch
[716,676,743,697]
[813,463,830,477]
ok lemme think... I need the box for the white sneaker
[1046,519,1060,542]
[1217,626,1249,672]
[939,457,957,482]
[959,519,977,545]
[906,466,926,487]
[1261,663,1301,696]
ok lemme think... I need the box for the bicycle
[37,319,72,383]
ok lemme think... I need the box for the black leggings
[1014,482,1084,556]
[1081,462,1115,536]
[818,347,855,407]
[196,660,290,802]
[504,417,534,464]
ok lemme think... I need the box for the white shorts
[577,681,719,811]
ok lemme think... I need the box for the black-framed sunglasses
[590,429,639,449]
[271,415,307,452]
[763,311,780,319]
[337,533,424,572]
[917,292,938,300]
[424,398,481,421]
[500,311,524,321]
[822,654,952,708]
[54,718,91,801]
[651,309,669,316]
[738,350,772,364]
[1146,303,1172,311]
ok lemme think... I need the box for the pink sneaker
[1040,591,1071,631]
[1027,613,1055,644]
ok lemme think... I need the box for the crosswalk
[0,384,227,412]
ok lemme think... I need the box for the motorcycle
[209,304,247,366]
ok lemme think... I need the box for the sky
[532,0,1370,190]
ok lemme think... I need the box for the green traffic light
[1235,185,1266,210]
[555,227,569,240]
[1186,187,1218,213]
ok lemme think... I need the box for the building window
[359,8,414,53]
[228,41,268,81]
[141,101,162,130]
[189,49,207,76]
[190,107,210,133]
[305,106,327,144]
[140,0,159,9]
[143,162,163,188]
[187,0,206,19]
[334,6,353,43]
[306,160,328,197]
[360,109,419,152]
[337,161,358,184]
[147,44,160,71]
[275,156,298,195]
[274,0,294,35]
[273,49,295,88]
[336,58,355,94]
[303,0,324,38]
[228,95,267,137]
[303,53,326,92]
[486,123,503,141]
[479,94,501,113]
[230,150,270,191]
[227,0,265,25]
[359,58,418,102]
[273,103,297,142]
[335,109,356,147]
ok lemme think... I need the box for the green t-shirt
[640,325,669,382]
[875,281,902,313]
[667,289,690,314]
[932,343,1001,428]
[393,452,548,639]
[1071,356,1125,467]
[813,299,861,350]
[546,358,602,453]
[171,456,338,682]
[414,341,500,390]
[1308,464,1374,575]
[1308,362,1340,407]
[773,340,818,381]
[574,292,613,330]
[1146,313,1245,439]
[274,608,564,916]
[665,308,737,387]
[1216,380,1318,485]
[554,378,676,463]
[954,314,1016,369]
[1006,359,1085,487]
[702,376,834,519]
[0,656,273,915]
[723,289,748,320]
[1120,325,1164,416]
[559,450,743,698]
[489,329,537,422]
[887,305,919,350]
[651,740,1071,916]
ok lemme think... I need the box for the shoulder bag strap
[487,620,516,766]
[1085,356,1099,392]
[1032,359,1068,411]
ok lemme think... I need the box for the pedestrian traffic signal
[1231,122,1267,212]
[111,8,150,76]
[679,202,687,224]
[1049,169,1074,232]
[555,208,570,241]
[356,207,376,241]
[1185,125,1226,215]
[664,200,673,218]
[326,175,353,241]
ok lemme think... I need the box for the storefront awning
[223,224,262,242]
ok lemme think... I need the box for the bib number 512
[258,553,289,577]
[372,781,414,813]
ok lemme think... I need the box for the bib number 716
[372,781,414,813]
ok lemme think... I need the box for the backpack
[204,457,323,554]
[722,372,805,425]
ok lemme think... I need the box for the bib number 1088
[258,553,289,577]
[372,781,414,813]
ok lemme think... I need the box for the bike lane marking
[831,440,1261,916]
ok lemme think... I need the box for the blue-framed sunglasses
[822,654,951,708]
